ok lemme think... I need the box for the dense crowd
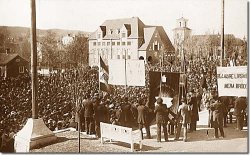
[0,57,248,152]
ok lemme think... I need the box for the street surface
[32,110,248,153]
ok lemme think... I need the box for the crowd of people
[0,57,248,152]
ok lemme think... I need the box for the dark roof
[0,53,28,65]
[89,17,145,40]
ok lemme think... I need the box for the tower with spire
[173,17,192,58]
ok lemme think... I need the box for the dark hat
[156,97,163,104]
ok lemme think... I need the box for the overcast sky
[0,0,248,41]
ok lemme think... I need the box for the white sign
[108,59,126,85]
[217,66,247,97]
[126,60,145,86]
[100,122,142,152]
[108,59,145,86]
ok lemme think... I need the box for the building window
[122,55,125,59]
[122,33,126,38]
[127,41,131,45]
[93,42,96,46]
[122,42,126,46]
[127,55,131,59]
[154,44,158,51]
[110,29,113,34]
[117,29,120,34]
[102,42,105,46]
[117,55,120,59]
[98,42,101,46]
[179,22,181,27]
[107,42,110,46]
[117,42,120,46]
[19,66,24,73]
[112,42,115,46]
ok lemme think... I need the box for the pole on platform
[31,0,38,119]
[124,50,127,96]
[220,0,224,67]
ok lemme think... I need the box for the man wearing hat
[137,99,151,139]
[209,97,225,138]
[234,97,247,130]
[154,97,168,142]
[175,98,191,142]
[82,93,94,135]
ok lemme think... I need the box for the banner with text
[217,66,247,97]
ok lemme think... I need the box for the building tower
[173,17,191,58]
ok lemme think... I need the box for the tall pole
[124,50,127,96]
[31,0,38,119]
[220,0,224,66]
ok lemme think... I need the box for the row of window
[93,41,131,46]
[98,32,126,38]
[93,55,131,64]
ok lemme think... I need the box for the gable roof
[139,26,174,51]
[139,27,156,51]
[0,53,28,65]
[156,26,175,51]
[89,17,145,40]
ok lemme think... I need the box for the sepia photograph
[0,0,248,153]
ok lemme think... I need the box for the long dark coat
[189,96,199,121]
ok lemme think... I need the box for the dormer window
[117,29,120,34]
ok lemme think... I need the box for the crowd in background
[0,57,248,152]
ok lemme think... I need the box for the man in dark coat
[82,93,94,135]
[154,97,168,142]
[234,97,247,130]
[218,96,230,127]
[209,97,225,138]
[94,100,109,138]
[137,99,151,139]
[189,91,199,131]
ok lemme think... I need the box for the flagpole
[159,49,164,97]
[124,50,127,96]
[220,0,224,67]
[98,51,101,91]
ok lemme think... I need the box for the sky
[0,0,248,42]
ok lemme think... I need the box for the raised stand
[14,118,57,152]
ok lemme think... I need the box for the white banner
[217,66,247,97]
[126,60,145,86]
[108,59,126,85]
[108,59,145,86]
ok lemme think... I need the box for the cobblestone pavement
[32,110,248,153]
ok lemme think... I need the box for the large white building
[88,17,174,66]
